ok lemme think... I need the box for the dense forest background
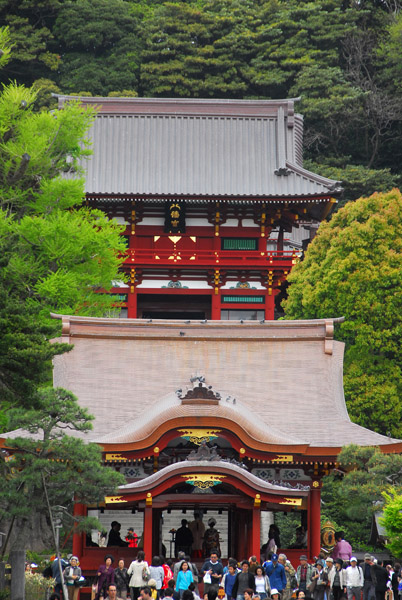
[1,0,402,205]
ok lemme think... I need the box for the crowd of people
[46,524,401,600]
[77,546,402,600]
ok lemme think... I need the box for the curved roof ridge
[118,459,308,496]
[285,160,342,192]
[98,391,307,447]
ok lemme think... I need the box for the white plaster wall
[136,280,212,289]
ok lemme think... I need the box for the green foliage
[321,445,402,548]
[0,0,402,185]
[304,160,401,209]
[24,572,55,600]
[274,512,301,548]
[381,491,402,558]
[283,190,402,438]
[0,77,126,415]
[0,387,125,525]
[0,26,12,69]
[53,0,142,95]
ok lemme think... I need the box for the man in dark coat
[231,561,256,600]
[371,560,390,600]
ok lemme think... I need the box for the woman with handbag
[128,550,150,600]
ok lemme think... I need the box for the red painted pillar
[72,502,86,559]
[143,504,153,562]
[211,290,221,320]
[251,505,261,560]
[309,483,321,559]
[265,290,275,320]
[128,286,138,318]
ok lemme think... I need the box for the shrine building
[58,95,343,320]
[51,315,402,575]
[3,97,402,593]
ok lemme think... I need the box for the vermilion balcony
[123,249,301,269]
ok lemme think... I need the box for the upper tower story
[58,96,342,320]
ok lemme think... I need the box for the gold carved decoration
[178,429,221,445]
[182,474,226,489]
[105,496,127,504]
[168,236,182,244]
[321,520,336,549]
[279,497,302,506]
[312,480,320,488]
[105,453,125,462]
[271,455,294,462]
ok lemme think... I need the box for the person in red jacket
[126,528,139,548]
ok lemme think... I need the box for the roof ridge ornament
[186,440,220,461]
[180,375,221,405]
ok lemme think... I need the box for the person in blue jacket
[263,554,286,595]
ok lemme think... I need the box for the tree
[283,190,402,438]
[321,445,402,547]
[0,387,125,600]
[0,77,127,416]
[53,0,142,95]
[0,0,61,86]
[381,490,402,557]
[304,160,401,210]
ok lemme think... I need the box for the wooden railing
[123,249,301,267]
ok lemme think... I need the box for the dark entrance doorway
[138,294,211,319]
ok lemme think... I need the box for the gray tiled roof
[34,316,400,451]
[58,96,341,198]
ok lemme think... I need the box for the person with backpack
[344,558,364,600]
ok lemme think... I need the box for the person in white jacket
[344,558,364,600]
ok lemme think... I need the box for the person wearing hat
[296,556,314,597]
[278,555,296,600]
[148,579,159,600]
[325,557,334,577]
[371,560,390,600]
[270,589,281,600]
[126,527,139,548]
[362,555,375,600]
[328,559,345,600]
[64,556,82,600]
[344,558,364,600]
[263,555,286,596]
[310,561,328,600]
